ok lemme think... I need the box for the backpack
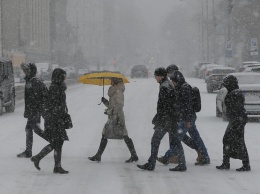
[192,87,201,112]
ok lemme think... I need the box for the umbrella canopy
[79,71,129,103]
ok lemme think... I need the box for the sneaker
[17,151,32,158]
[125,155,138,163]
[195,158,210,166]
[236,165,251,172]
[216,163,230,170]
[157,156,169,165]
[53,167,69,174]
[137,163,154,171]
[169,164,187,172]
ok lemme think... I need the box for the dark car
[206,67,235,93]
[192,62,210,78]
[0,58,15,115]
[131,65,148,78]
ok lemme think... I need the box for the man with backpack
[17,63,48,158]
[167,70,210,170]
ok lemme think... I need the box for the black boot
[236,161,251,172]
[169,164,187,172]
[31,144,53,171]
[54,148,68,174]
[216,163,230,170]
[124,137,138,163]
[17,150,32,158]
[53,167,69,174]
[137,163,154,171]
[88,138,108,162]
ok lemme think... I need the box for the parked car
[205,67,236,93]
[216,72,260,121]
[0,58,15,115]
[192,62,210,78]
[237,61,260,72]
[130,65,148,78]
[243,64,260,72]
[199,64,221,79]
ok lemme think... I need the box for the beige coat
[102,82,128,139]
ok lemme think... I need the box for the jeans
[164,119,210,161]
[148,129,183,167]
[25,116,45,152]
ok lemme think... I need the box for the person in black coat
[17,63,48,158]
[216,75,250,171]
[31,68,70,174]
[137,67,179,171]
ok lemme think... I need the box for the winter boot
[236,164,251,172]
[196,151,203,163]
[168,155,179,164]
[169,164,187,172]
[88,138,108,162]
[124,137,138,163]
[195,158,210,166]
[17,150,32,158]
[157,156,169,165]
[216,163,230,170]
[137,163,154,171]
[31,144,53,171]
[53,167,69,174]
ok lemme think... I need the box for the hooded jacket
[170,71,194,122]
[23,63,48,119]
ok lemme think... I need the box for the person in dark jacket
[17,63,48,158]
[216,75,250,171]
[88,78,138,163]
[137,67,180,171]
[31,68,70,174]
[168,71,210,171]
[157,64,202,165]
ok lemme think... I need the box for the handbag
[60,105,73,129]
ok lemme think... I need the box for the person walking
[137,67,179,171]
[168,70,210,171]
[216,75,250,171]
[88,78,138,163]
[17,63,48,158]
[157,64,202,165]
[31,68,70,174]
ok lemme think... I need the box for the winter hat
[222,75,238,91]
[166,64,179,74]
[21,62,37,77]
[154,67,167,77]
[170,70,185,84]
[111,77,123,85]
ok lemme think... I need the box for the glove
[101,97,108,104]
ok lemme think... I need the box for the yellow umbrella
[79,71,129,101]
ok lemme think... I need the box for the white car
[216,72,260,121]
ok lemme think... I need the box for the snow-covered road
[0,78,259,194]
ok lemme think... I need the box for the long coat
[102,82,128,139]
[223,88,249,160]
[44,69,69,144]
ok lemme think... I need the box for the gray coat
[102,83,128,139]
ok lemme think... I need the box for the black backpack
[192,86,201,112]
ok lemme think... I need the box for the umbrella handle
[98,78,105,105]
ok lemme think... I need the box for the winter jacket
[102,82,128,139]
[152,77,177,132]
[24,76,48,119]
[44,68,69,143]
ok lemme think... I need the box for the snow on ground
[0,77,259,194]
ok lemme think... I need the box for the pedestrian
[137,67,179,171]
[216,75,250,171]
[17,63,48,158]
[168,70,210,171]
[88,77,138,163]
[157,64,202,165]
[31,68,70,174]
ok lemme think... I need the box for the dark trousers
[148,129,182,167]
[25,116,45,152]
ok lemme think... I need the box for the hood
[170,70,186,86]
[51,68,66,84]
[223,75,239,92]
[21,63,37,80]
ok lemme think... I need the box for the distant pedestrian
[168,71,210,171]
[137,67,179,171]
[31,68,71,174]
[88,78,138,163]
[216,75,250,171]
[17,63,48,158]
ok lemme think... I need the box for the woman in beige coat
[88,78,138,163]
